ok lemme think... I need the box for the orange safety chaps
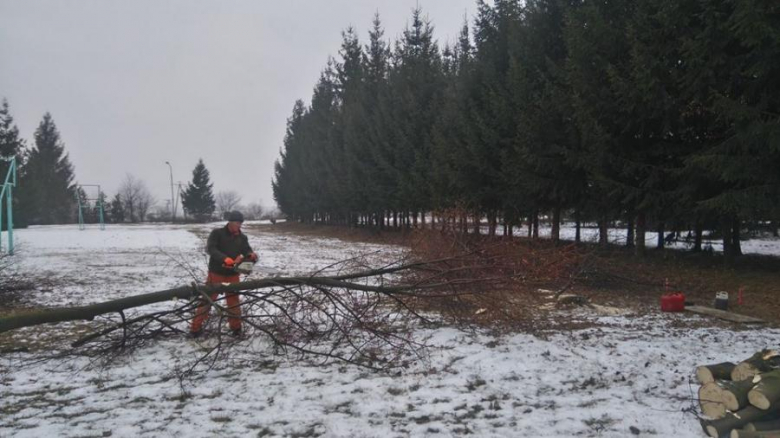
[190,272,242,333]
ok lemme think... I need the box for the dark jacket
[207,225,254,276]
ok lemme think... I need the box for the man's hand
[248,252,258,262]
[234,255,245,265]
[223,257,235,267]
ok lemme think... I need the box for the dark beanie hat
[226,211,244,222]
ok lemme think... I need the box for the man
[190,210,257,337]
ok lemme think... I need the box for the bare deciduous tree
[244,202,264,220]
[215,190,242,219]
[119,174,156,222]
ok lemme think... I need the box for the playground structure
[0,156,17,255]
[76,184,105,230]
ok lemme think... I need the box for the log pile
[695,350,780,437]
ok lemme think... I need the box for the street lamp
[165,161,175,222]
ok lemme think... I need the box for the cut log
[698,362,737,384]
[722,380,759,411]
[749,373,780,410]
[702,406,779,438]
[745,417,780,432]
[701,382,728,419]
[685,305,765,324]
[730,430,780,438]
[733,351,780,382]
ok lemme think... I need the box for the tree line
[0,102,269,226]
[272,0,779,260]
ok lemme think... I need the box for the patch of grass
[465,377,487,391]
[254,426,274,437]
[387,387,405,396]
[577,397,608,408]
[583,414,617,433]
[414,415,432,424]
[289,424,324,438]
[455,404,484,421]
[211,416,232,423]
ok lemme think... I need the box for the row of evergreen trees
[272,0,779,259]
[0,100,220,225]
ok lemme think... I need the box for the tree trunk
[488,211,497,237]
[551,206,561,243]
[722,214,734,265]
[721,379,757,411]
[697,362,737,384]
[701,405,776,438]
[700,382,728,419]
[733,351,780,382]
[745,417,780,432]
[575,210,581,244]
[473,212,481,235]
[657,221,665,249]
[733,214,743,256]
[694,219,704,252]
[636,212,646,256]
[532,211,539,239]
[626,214,635,248]
[731,429,780,438]
[598,215,608,247]
[748,370,780,410]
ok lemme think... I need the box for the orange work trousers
[190,272,242,333]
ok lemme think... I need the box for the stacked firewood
[697,350,780,438]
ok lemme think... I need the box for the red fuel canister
[661,293,686,312]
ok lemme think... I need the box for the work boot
[230,328,243,338]
[190,330,203,339]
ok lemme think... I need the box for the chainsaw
[222,258,256,275]
[234,261,255,275]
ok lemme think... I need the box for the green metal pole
[6,182,12,255]
[98,196,105,230]
[0,186,3,253]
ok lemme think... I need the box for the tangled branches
[0,252,509,374]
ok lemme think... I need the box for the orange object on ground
[660,293,685,312]
[190,272,242,333]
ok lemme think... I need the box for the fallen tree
[0,251,527,372]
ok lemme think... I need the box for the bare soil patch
[261,223,780,330]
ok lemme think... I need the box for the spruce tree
[181,159,216,222]
[0,99,26,229]
[362,14,391,226]
[273,101,307,222]
[0,99,25,159]
[18,113,77,225]
[378,8,444,226]
[431,19,474,213]
[109,193,125,223]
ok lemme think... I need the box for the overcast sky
[0,0,478,212]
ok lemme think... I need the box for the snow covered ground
[1,223,779,437]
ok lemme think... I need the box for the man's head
[226,210,244,234]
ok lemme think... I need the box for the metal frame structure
[76,184,105,230]
[0,157,17,255]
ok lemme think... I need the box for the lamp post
[165,161,175,222]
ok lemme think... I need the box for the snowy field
[1,223,779,438]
